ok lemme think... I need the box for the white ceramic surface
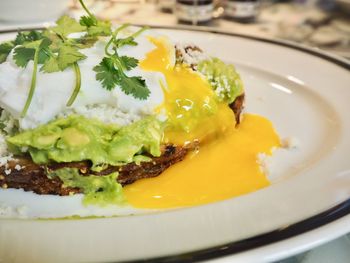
[0,28,349,262]
[0,0,70,22]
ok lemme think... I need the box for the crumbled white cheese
[176,43,208,67]
[0,109,17,134]
[0,132,7,157]
[14,164,22,171]
[0,109,17,167]
[281,137,300,149]
[0,132,13,167]
[257,138,301,183]
[210,75,232,100]
[257,152,272,177]
[21,146,28,153]
[59,104,142,127]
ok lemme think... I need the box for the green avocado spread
[7,115,164,171]
[7,115,163,206]
[197,58,244,104]
[48,168,123,206]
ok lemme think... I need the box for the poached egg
[0,27,282,218]
[0,28,172,130]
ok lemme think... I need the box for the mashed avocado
[7,115,164,170]
[49,168,124,206]
[197,58,244,104]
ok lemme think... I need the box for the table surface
[0,1,349,262]
[0,1,349,59]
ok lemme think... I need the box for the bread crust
[0,145,189,195]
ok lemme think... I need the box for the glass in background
[158,0,176,12]
[223,0,260,23]
[174,0,215,25]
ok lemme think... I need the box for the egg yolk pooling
[140,37,234,145]
[130,36,280,208]
[124,114,280,208]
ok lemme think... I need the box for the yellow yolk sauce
[128,36,281,209]
[124,114,280,208]
[139,37,234,145]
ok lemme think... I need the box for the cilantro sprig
[94,25,150,100]
[78,0,111,37]
[20,39,46,117]
[0,42,15,63]
[0,0,150,116]
[42,15,89,107]
[1,32,52,117]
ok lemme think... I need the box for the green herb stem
[78,0,95,19]
[132,26,149,38]
[66,62,82,106]
[21,47,40,117]
[114,24,130,35]
[113,53,126,72]
[104,24,130,56]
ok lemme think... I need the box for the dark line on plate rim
[130,199,350,263]
[1,27,349,263]
[0,26,349,70]
[151,25,350,70]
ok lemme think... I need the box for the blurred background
[0,0,349,58]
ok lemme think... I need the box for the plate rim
[0,26,349,262]
[132,200,350,263]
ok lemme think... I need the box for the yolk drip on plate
[124,114,280,208]
[128,37,281,209]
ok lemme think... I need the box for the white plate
[0,27,350,262]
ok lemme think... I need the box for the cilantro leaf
[80,15,98,27]
[0,41,15,63]
[42,31,64,52]
[71,35,98,49]
[51,15,85,37]
[57,45,86,70]
[23,38,51,49]
[87,20,111,37]
[114,36,137,48]
[77,0,111,37]
[93,57,119,90]
[113,26,148,49]
[41,56,60,73]
[41,41,89,73]
[9,31,48,66]
[14,30,44,46]
[13,39,50,68]
[92,24,150,100]
[119,56,138,70]
[94,55,149,100]
[13,47,35,67]
[119,75,150,100]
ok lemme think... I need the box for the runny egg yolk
[124,114,280,208]
[139,37,234,145]
[126,37,281,209]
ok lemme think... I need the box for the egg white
[0,27,175,130]
[0,27,177,218]
[0,188,154,219]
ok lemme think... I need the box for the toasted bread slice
[0,94,244,196]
